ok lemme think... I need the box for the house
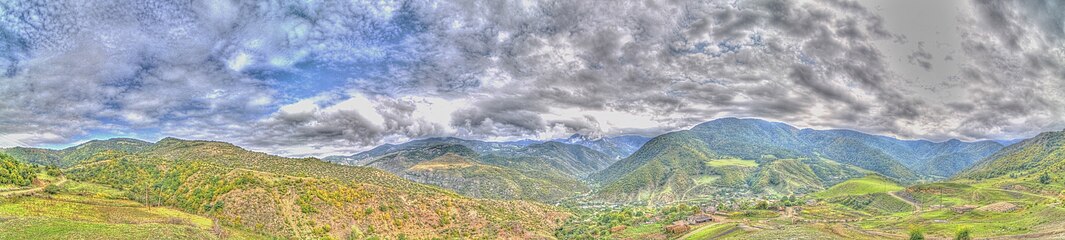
[687,214,713,224]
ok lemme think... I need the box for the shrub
[909,228,924,240]
[44,185,62,194]
[954,227,971,240]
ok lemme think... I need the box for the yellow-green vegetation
[59,138,569,239]
[554,204,700,239]
[1,138,150,167]
[588,120,897,204]
[370,144,590,202]
[0,153,36,186]
[706,158,759,167]
[5,127,1064,240]
[0,187,242,240]
[815,174,904,199]
[681,223,738,239]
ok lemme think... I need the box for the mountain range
[7,117,1064,239]
[2,138,567,239]
[314,118,1008,205]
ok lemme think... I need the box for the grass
[682,223,738,239]
[615,223,665,239]
[858,205,1065,238]
[0,195,225,239]
[852,180,1065,238]
[719,223,883,240]
[706,158,759,167]
[815,174,904,199]
[0,196,212,228]
[0,216,215,240]
[0,177,274,239]
[59,181,125,196]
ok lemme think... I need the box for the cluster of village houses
[662,198,820,233]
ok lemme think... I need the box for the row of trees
[0,153,38,186]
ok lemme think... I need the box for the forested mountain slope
[956,130,1065,194]
[1,138,150,167]
[362,143,589,202]
[590,118,1005,204]
[12,138,568,239]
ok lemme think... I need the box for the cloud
[2,0,1065,155]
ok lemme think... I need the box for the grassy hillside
[52,138,568,239]
[0,181,264,240]
[403,153,589,202]
[809,174,912,215]
[361,143,589,202]
[855,180,1065,238]
[814,174,904,199]
[957,131,1065,180]
[590,131,867,204]
[1,138,150,167]
[953,131,1065,199]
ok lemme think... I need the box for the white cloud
[4,0,1065,157]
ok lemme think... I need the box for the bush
[909,228,924,240]
[954,227,971,240]
[46,166,63,177]
[1039,172,1051,185]
[44,185,62,194]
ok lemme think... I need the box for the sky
[1,0,1064,157]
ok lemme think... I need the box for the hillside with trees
[25,138,569,239]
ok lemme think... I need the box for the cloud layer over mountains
[1,0,1064,156]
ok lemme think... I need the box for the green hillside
[0,153,36,187]
[401,152,589,202]
[1,138,150,167]
[590,130,868,203]
[956,131,1065,184]
[590,120,900,204]
[9,138,569,239]
[362,143,589,202]
[0,180,266,240]
[814,174,904,199]
[812,175,912,215]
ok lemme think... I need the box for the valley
[2,118,1064,239]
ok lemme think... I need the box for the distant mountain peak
[564,133,599,143]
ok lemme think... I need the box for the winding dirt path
[887,191,920,213]
[0,177,67,197]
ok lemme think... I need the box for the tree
[1039,172,1051,185]
[955,227,971,240]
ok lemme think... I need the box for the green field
[814,174,904,199]
[0,179,270,240]
[706,158,759,167]
[681,223,738,239]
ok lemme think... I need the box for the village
[661,196,815,234]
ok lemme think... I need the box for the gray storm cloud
[1,0,1064,156]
